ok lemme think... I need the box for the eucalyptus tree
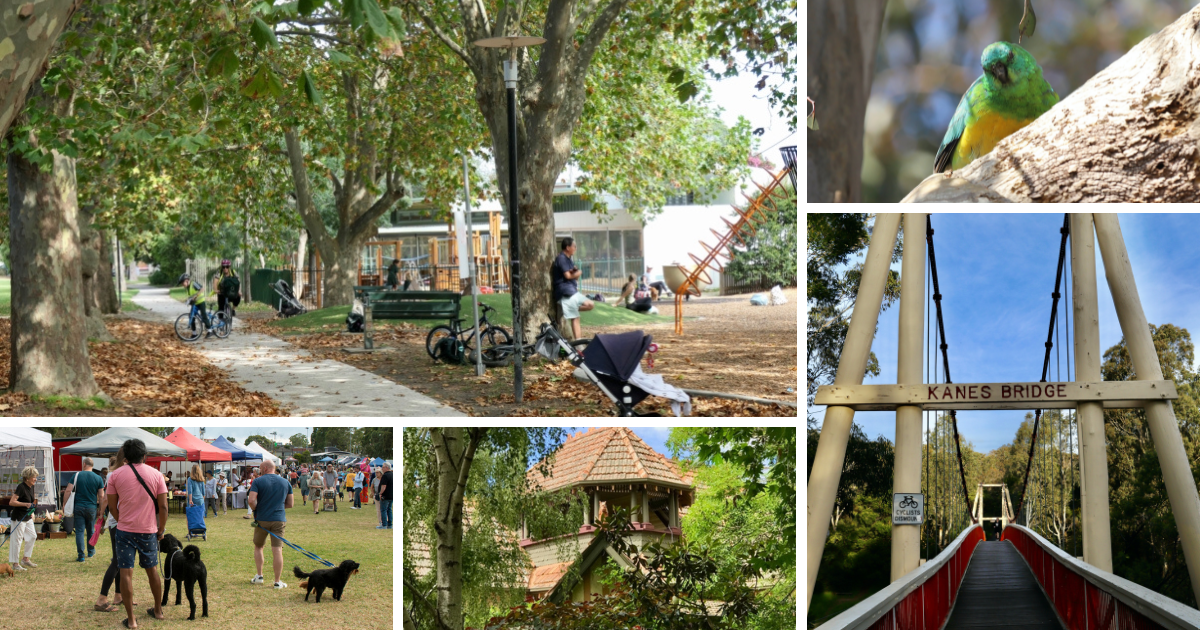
[404,0,750,339]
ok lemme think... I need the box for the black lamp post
[473,34,545,403]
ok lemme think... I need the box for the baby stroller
[536,324,691,417]
[271,279,306,318]
[185,503,207,541]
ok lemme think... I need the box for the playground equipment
[672,156,795,334]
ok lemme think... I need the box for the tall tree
[312,426,353,452]
[407,0,749,338]
[355,426,392,458]
[404,427,569,630]
[7,81,100,396]
[289,432,308,448]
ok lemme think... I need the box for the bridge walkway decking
[943,540,1063,630]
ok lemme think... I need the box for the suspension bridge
[809,214,1200,630]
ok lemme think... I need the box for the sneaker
[21,560,36,568]
[250,575,264,584]
[13,564,25,571]
[88,549,96,557]
[273,581,287,589]
[77,557,86,563]
[376,525,386,529]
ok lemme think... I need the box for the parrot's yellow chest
[953,111,1034,170]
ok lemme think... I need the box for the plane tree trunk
[0,0,80,141]
[79,205,114,341]
[282,71,405,307]
[903,5,1200,202]
[411,0,642,341]
[7,85,101,397]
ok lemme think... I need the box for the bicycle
[174,297,230,342]
[472,323,591,368]
[425,303,513,359]
[899,496,918,509]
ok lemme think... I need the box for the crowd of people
[5,442,391,630]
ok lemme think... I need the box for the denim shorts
[114,528,159,570]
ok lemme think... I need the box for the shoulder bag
[64,471,80,518]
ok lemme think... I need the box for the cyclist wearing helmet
[178,273,214,336]
[215,259,241,317]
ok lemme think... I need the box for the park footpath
[131,286,464,417]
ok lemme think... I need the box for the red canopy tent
[146,428,233,462]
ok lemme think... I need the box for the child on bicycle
[215,259,241,317]
[178,272,215,337]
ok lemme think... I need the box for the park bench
[352,290,462,350]
[364,291,462,327]
[353,285,387,302]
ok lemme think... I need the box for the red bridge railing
[1002,524,1200,630]
[817,524,985,630]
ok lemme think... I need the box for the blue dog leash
[252,521,334,568]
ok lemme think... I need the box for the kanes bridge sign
[813,380,1177,412]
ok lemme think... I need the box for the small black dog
[159,533,209,620]
[293,560,360,603]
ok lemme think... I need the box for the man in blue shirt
[552,237,594,340]
[63,457,106,562]
[247,460,294,589]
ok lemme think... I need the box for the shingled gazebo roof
[527,427,691,493]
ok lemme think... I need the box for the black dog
[293,560,360,603]
[159,533,208,620]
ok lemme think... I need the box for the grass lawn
[0,278,140,315]
[264,292,673,334]
[14,495,392,629]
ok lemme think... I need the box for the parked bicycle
[174,296,230,342]
[472,323,591,368]
[425,303,513,358]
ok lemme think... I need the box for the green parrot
[934,42,1058,174]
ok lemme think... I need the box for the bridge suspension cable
[1014,214,1074,529]
[925,216,973,528]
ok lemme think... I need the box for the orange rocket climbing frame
[673,166,793,335]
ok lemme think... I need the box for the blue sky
[810,213,1200,453]
[563,427,673,458]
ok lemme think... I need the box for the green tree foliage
[725,179,796,288]
[806,214,902,408]
[311,427,354,452]
[670,427,795,573]
[295,451,313,464]
[403,427,578,630]
[1100,322,1200,606]
[354,427,392,458]
[245,434,272,449]
[485,507,762,630]
[289,433,308,448]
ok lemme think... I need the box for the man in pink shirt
[106,439,169,630]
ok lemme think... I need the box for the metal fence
[719,270,785,296]
[576,257,645,294]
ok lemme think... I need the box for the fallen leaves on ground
[0,318,287,416]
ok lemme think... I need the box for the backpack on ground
[346,298,365,332]
[433,336,466,365]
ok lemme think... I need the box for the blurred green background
[863,0,1195,202]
